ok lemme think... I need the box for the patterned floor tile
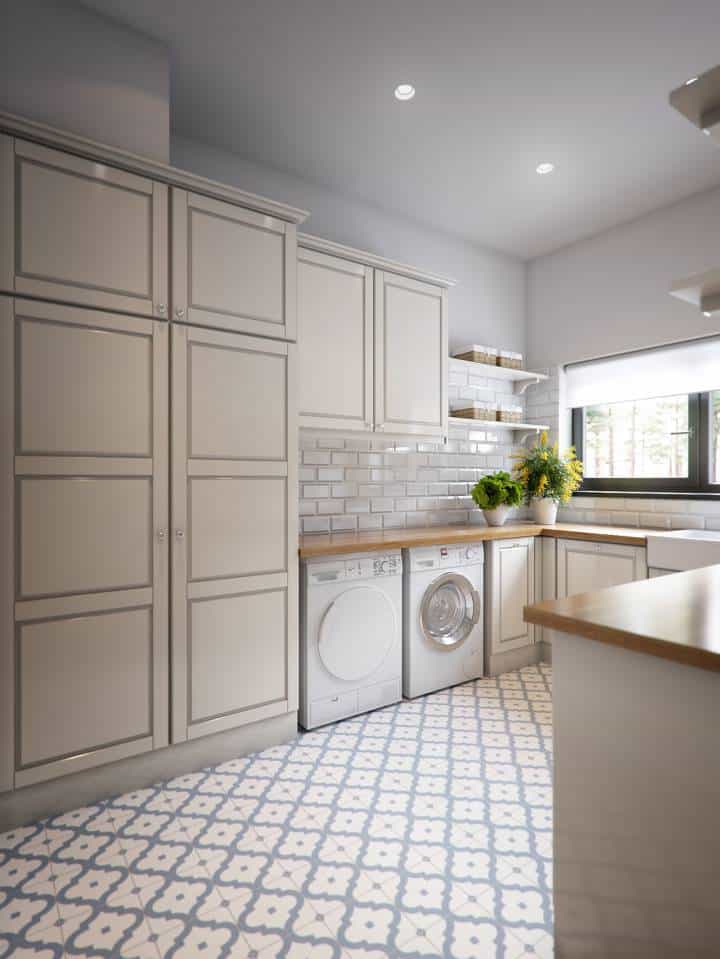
[0,665,553,957]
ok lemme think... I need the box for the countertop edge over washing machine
[300,550,403,729]
[403,543,484,699]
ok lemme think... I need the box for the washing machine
[300,551,403,729]
[403,543,484,698]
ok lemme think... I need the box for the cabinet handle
[175,307,185,318]
[156,303,166,315]
[157,529,167,541]
[175,529,185,540]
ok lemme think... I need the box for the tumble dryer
[403,543,484,698]
[300,551,403,729]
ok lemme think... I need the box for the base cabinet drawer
[310,691,359,728]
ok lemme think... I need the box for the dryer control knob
[465,547,479,561]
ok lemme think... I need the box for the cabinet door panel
[172,190,297,340]
[190,589,287,723]
[375,271,447,436]
[19,608,152,767]
[298,248,373,430]
[19,315,152,455]
[2,139,167,317]
[557,540,647,599]
[172,324,297,744]
[4,298,168,789]
[488,537,535,657]
[188,339,287,460]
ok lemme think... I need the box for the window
[567,339,720,494]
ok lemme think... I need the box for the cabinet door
[557,539,647,598]
[488,538,536,655]
[171,324,297,743]
[297,247,373,430]
[0,136,168,318]
[3,297,168,790]
[172,189,297,340]
[374,271,448,437]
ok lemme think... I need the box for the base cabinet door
[171,324,298,743]
[487,537,536,657]
[557,539,647,599]
[297,247,373,430]
[172,189,297,340]
[374,271,447,437]
[0,135,168,318]
[1,296,169,791]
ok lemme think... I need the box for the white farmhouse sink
[646,529,720,572]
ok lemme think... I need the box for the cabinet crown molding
[0,110,309,225]
[298,233,456,288]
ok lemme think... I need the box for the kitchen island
[525,567,720,958]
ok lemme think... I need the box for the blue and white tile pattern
[0,665,553,958]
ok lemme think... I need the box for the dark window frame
[572,392,720,494]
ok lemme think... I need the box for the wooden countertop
[299,522,648,558]
[524,565,720,673]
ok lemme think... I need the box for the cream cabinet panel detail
[172,323,298,744]
[188,339,286,460]
[190,589,287,724]
[20,477,152,598]
[189,477,286,581]
[556,539,647,599]
[487,537,535,655]
[19,608,152,768]
[374,271,447,437]
[297,248,373,430]
[172,189,297,340]
[1,138,168,317]
[19,314,152,456]
[2,298,169,790]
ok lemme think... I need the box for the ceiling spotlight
[394,83,415,101]
[685,76,699,86]
[703,128,712,135]
[703,311,712,317]
[536,162,555,175]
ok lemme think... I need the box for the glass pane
[583,395,689,479]
[712,391,720,485]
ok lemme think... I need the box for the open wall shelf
[449,356,549,394]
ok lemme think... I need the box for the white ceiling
[83,0,720,260]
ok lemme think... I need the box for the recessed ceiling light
[394,83,415,101]
[703,311,712,317]
[685,76,699,86]
[703,128,712,135]
[536,162,555,175]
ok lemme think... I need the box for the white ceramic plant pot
[531,497,558,525]
[483,504,510,527]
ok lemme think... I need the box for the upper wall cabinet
[172,189,297,340]
[0,135,168,318]
[298,247,373,430]
[375,271,448,438]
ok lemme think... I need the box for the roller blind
[565,336,720,408]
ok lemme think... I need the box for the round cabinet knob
[175,529,185,540]
[175,307,185,318]
[156,303,166,315]
[157,529,167,541]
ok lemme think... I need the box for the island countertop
[524,564,720,673]
[299,521,648,558]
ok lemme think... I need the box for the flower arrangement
[470,471,523,527]
[513,432,583,524]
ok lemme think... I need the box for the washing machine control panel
[308,553,402,584]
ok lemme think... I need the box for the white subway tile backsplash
[303,451,331,465]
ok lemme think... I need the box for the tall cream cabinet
[0,113,306,815]
[297,235,452,437]
[0,296,169,791]
[171,325,297,743]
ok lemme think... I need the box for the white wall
[172,136,526,355]
[1,0,170,162]
[527,186,720,369]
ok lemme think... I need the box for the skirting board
[0,711,298,832]
[485,643,544,678]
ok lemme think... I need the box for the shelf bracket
[517,426,542,445]
[514,375,541,396]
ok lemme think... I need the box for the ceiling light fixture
[536,162,555,175]
[703,311,712,317]
[685,76,699,86]
[394,83,415,101]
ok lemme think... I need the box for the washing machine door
[319,586,396,681]
[420,573,480,650]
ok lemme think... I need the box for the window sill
[575,490,720,501]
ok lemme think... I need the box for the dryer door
[420,573,480,650]
[319,586,396,681]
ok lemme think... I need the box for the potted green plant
[470,470,523,527]
[513,431,583,525]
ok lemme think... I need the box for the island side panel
[552,629,720,958]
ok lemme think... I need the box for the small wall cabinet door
[171,324,298,744]
[297,247,373,430]
[556,539,648,599]
[1,296,169,791]
[0,135,168,318]
[374,271,448,437]
[487,537,536,655]
[172,189,297,340]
